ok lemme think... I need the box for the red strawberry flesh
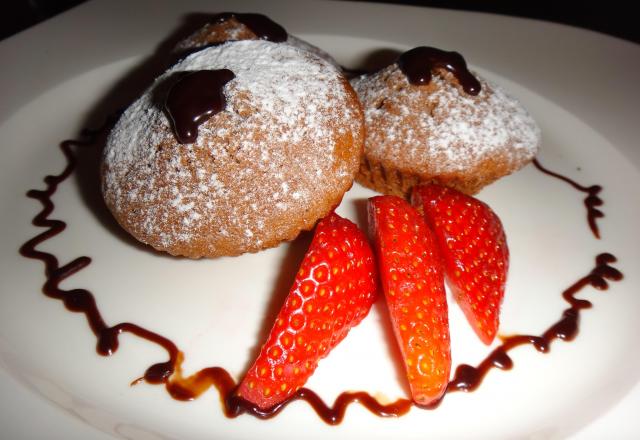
[368,195,451,406]
[412,184,509,345]
[237,212,377,409]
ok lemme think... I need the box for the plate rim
[1,1,640,439]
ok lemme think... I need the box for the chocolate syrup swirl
[17,119,180,378]
[19,124,621,425]
[447,253,622,392]
[159,355,413,424]
[533,158,604,239]
[397,46,481,95]
[213,12,287,42]
[165,69,235,144]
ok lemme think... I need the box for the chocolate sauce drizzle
[397,46,481,95]
[533,158,604,239]
[213,12,287,42]
[165,69,235,144]
[447,252,622,392]
[19,125,621,424]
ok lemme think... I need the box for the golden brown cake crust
[102,41,363,258]
[351,64,540,197]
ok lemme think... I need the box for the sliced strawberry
[412,184,509,345]
[368,195,450,406]
[237,212,377,409]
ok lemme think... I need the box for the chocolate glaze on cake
[164,69,235,144]
[398,46,481,95]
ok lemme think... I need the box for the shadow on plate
[342,48,402,79]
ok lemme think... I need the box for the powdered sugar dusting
[351,64,540,174]
[102,40,362,257]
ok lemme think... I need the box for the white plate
[1,1,640,439]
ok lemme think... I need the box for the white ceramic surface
[1,1,639,439]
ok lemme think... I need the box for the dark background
[1,0,639,45]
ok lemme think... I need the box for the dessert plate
[1,1,639,439]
